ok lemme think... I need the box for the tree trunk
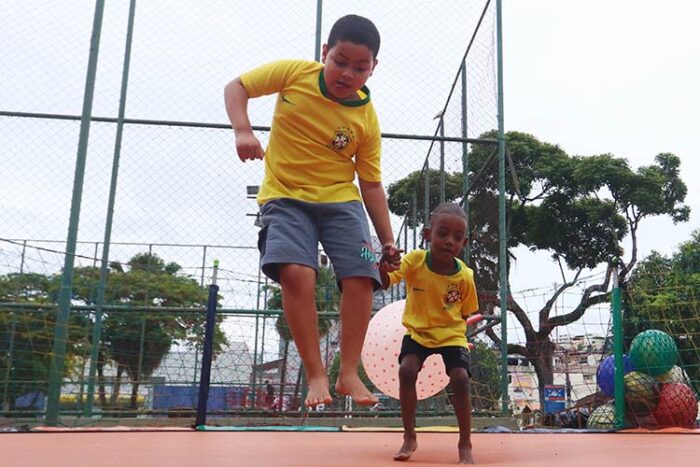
[529,336,555,410]
[110,365,123,407]
[129,380,140,409]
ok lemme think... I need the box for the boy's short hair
[327,15,381,59]
[429,203,467,226]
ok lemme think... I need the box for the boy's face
[321,41,377,101]
[423,213,468,265]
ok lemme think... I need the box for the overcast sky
[2,1,698,345]
[504,1,699,296]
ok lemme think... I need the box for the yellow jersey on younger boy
[387,249,479,348]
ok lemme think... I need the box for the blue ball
[597,354,634,397]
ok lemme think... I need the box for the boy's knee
[279,264,316,287]
[339,276,373,292]
[398,362,420,384]
[449,369,470,388]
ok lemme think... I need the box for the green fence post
[84,0,137,417]
[46,0,106,426]
[460,61,470,263]
[2,314,16,412]
[612,268,626,428]
[496,0,510,414]
[314,0,323,61]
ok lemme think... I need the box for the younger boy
[379,203,478,464]
[224,15,400,408]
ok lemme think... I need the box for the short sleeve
[239,60,307,98]
[461,268,480,317]
[355,107,382,183]
[387,250,421,287]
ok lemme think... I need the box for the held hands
[379,243,402,273]
[235,130,265,162]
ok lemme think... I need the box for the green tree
[0,273,89,410]
[387,169,464,228]
[386,131,689,407]
[69,253,225,409]
[469,341,501,411]
[623,230,700,390]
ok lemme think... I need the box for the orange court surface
[2,430,699,467]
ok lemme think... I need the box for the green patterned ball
[624,371,660,415]
[629,330,678,377]
[587,403,616,430]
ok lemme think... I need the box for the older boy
[225,15,400,408]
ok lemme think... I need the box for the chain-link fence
[1,0,502,428]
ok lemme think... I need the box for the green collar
[425,250,461,275]
[318,70,371,107]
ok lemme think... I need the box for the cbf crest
[444,284,462,304]
[329,126,354,151]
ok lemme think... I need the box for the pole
[19,240,27,273]
[611,268,626,428]
[314,0,323,61]
[439,116,445,204]
[2,317,15,412]
[423,161,430,230]
[460,62,470,263]
[46,0,106,426]
[85,0,137,416]
[195,260,219,427]
[496,0,510,414]
[411,193,417,250]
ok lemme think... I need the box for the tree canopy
[385,130,690,406]
[623,230,700,390]
[1,252,225,410]
[1,273,89,408]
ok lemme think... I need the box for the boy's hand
[235,131,264,162]
[379,243,402,272]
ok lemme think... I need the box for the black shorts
[398,335,471,377]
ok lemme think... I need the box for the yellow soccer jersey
[387,249,479,348]
[239,60,382,204]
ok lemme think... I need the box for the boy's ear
[422,227,431,242]
[369,58,378,76]
[321,43,329,63]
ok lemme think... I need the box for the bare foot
[393,437,417,461]
[305,375,332,408]
[458,443,474,464]
[335,372,378,406]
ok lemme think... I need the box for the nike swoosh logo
[412,287,425,292]
[281,94,294,105]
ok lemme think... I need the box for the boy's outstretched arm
[378,262,392,289]
[359,179,402,272]
[224,78,264,162]
[359,179,399,246]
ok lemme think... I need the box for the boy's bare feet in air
[393,435,417,461]
[305,375,332,408]
[335,372,378,406]
[458,442,475,464]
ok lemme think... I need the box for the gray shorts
[257,198,381,290]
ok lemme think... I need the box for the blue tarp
[152,386,248,410]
